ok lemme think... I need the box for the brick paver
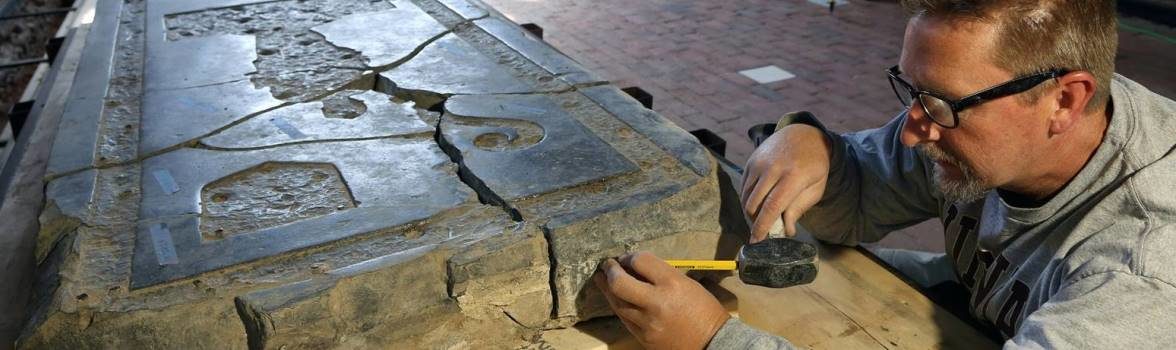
[480,0,1176,252]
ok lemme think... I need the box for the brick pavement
[479,0,1176,252]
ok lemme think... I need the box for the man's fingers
[742,170,780,219]
[598,258,655,307]
[782,180,826,237]
[621,252,678,286]
[740,169,758,206]
[594,270,651,326]
[751,177,807,240]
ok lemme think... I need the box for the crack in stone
[150,77,253,92]
[358,26,458,73]
[432,102,523,222]
[44,81,584,183]
[540,224,560,321]
[234,296,274,350]
[500,309,531,330]
[195,131,434,152]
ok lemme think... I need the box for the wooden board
[541,232,999,349]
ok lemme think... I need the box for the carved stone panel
[441,94,639,200]
[132,138,471,288]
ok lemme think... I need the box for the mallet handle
[665,260,737,270]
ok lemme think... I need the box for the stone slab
[131,138,471,288]
[0,23,91,349]
[21,0,733,348]
[542,180,726,321]
[145,35,257,91]
[438,0,490,19]
[441,93,638,200]
[377,33,536,95]
[36,169,97,264]
[579,85,711,176]
[140,79,284,154]
[475,17,605,86]
[312,7,449,68]
[235,220,551,348]
[202,90,433,149]
[145,0,284,44]
[45,0,123,177]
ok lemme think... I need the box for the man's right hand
[741,124,833,242]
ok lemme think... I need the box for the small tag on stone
[152,169,180,194]
[270,117,307,139]
[149,223,180,266]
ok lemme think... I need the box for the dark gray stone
[45,0,123,177]
[131,138,472,288]
[145,35,257,91]
[312,7,449,68]
[377,34,535,95]
[140,79,284,154]
[474,17,605,86]
[437,0,490,20]
[442,94,638,200]
[580,85,711,176]
[43,169,96,225]
[202,90,432,149]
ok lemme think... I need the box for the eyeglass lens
[889,75,957,128]
[918,94,956,127]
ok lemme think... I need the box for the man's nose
[900,102,941,147]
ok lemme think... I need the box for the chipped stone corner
[230,220,552,349]
[447,222,552,329]
[543,158,734,325]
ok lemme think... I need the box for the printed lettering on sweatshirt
[944,204,1030,338]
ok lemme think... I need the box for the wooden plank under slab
[541,231,998,349]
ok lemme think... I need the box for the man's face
[897,15,1054,203]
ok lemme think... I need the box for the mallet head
[737,238,819,288]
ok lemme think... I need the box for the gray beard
[917,144,990,204]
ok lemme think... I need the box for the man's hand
[593,252,730,350]
[741,124,833,242]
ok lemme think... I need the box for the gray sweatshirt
[709,74,1176,349]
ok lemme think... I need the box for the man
[594,0,1176,348]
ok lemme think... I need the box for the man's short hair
[900,0,1118,110]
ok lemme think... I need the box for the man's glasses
[887,65,1068,128]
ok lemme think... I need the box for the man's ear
[1049,71,1097,135]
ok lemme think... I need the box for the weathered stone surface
[236,216,551,349]
[441,93,638,200]
[23,0,732,348]
[377,33,536,96]
[145,35,257,91]
[475,17,605,86]
[140,79,284,154]
[198,162,356,239]
[438,0,490,20]
[313,7,449,68]
[160,0,397,102]
[202,90,433,149]
[45,0,122,177]
[36,170,96,264]
[580,85,711,176]
[133,138,470,288]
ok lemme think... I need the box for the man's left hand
[593,251,731,350]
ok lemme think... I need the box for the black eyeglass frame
[886,65,1069,128]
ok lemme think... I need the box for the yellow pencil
[665,260,738,270]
